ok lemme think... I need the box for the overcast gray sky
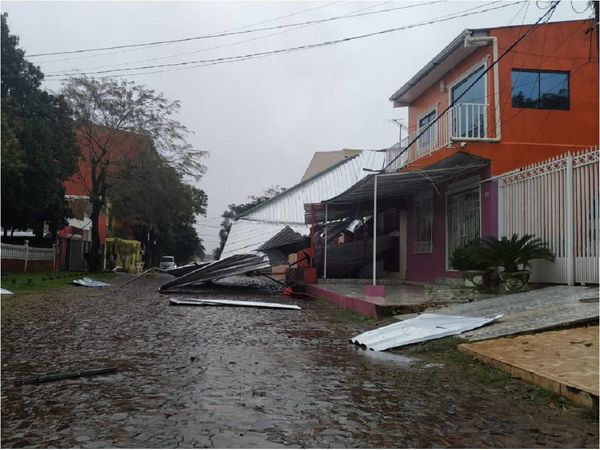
[2,0,590,253]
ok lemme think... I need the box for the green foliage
[109,151,207,266]
[481,233,555,273]
[61,75,207,271]
[213,185,286,259]
[450,240,489,271]
[1,14,79,237]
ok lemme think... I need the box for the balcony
[386,103,488,171]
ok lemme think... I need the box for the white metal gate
[498,148,599,285]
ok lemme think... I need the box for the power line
[383,1,560,171]
[44,1,395,72]
[30,1,342,62]
[30,0,446,58]
[45,2,520,80]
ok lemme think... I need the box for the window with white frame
[446,188,480,267]
[413,190,433,253]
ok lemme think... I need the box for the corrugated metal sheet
[160,254,272,291]
[351,313,503,351]
[221,219,309,259]
[170,298,301,310]
[242,150,387,224]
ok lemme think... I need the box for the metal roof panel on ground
[305,153,489,223]
[351,313,502,351]
[242,150,387,224]
[170,297,301,310]
[159,253,272,292]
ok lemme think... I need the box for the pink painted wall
[405,167,496,282]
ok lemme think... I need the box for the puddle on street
[349,345,417,367]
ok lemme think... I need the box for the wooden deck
[459,326,599,408]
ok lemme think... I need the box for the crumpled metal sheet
[72,278,111,288]
[159,253,272,292]
[0,288,14,295]
[170,297,301,310]
[220,219,309,260]
[350,313,503,351]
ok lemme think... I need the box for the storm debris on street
[351,313,503,351]
[170,297,301,310]
[72,278,111,288]
[2,273,597,448]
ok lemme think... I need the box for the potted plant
[450,240,490,290]
[481,234,555,292]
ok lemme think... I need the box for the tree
[108,149,208,266]
[62,75,207,271]
[1,14,79,237]
[213,185,286,259]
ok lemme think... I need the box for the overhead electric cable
[30,0,446,58]
[49,0,398,72]
[383,0,560,171]
[45,1,520,79]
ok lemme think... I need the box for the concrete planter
[462,270,490,291]
[500,270,531,292]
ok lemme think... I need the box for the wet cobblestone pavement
[2,274,598,448]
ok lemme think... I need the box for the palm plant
[481,234,555,273]
[450,240,488,271]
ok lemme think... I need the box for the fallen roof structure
[304,153,488,223]
[220,219,309,260]
[218,150,386,260]
[170,297,301,310]
[351,313,502,351]
[162,262,210,278]
[159,253,276,292]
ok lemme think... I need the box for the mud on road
[1,274,598,448]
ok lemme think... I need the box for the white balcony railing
[386,103,488,171]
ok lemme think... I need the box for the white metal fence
[1,241,56,272]
[498,148,599,285]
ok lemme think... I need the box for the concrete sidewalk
[431,285,599,341]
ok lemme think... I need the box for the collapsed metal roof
[220,219,309,260]
[305,153,489,223]
[159,253,274,292]
[241,150,387,224]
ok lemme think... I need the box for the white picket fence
[1,241,56,271]
[498,148,599,285]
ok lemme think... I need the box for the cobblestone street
[1,274,598,448]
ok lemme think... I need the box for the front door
[447,188,481,268]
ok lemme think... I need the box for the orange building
[372,19,599,283]
[58,128,149,270]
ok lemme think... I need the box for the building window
[413,190,433,253]
[447,188,480,268]
[417,109,437,155]
[512,69,569,110]
[451,64,487,139]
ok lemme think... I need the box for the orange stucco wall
[405,19,598,175]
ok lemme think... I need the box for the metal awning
[305,153,489,223]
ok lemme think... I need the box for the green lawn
[0,271,116,294]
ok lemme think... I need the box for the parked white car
[159,256,177,271]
